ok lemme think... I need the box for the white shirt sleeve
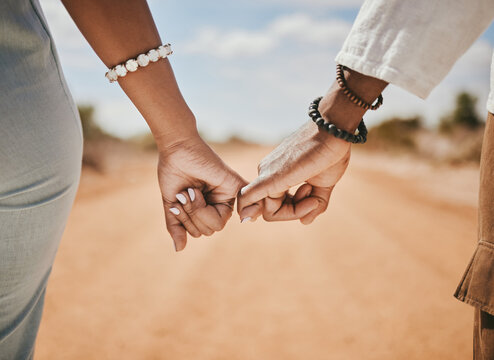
[336,0,494,102]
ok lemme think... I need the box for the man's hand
[158,134,246,251]
[237,68,387,224]
[237,120,351,224]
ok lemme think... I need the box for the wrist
[318,67,388,133]
[153,114,200,150]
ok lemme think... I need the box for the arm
[61,0,194,146]
[238,0,494,223]
[237,69,387,223]
[62,0,246,251]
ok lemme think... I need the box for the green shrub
[78,105,110,141]
[367,116,422,149]
[439,92,482,133]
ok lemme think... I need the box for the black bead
[309,96,369,144]
[326,124,336,134]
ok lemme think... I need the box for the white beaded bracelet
[105,43,173,83]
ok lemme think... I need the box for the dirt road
[35,146,479,360]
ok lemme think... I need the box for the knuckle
[263,213,274,222]
[212,221,225,232]
[190,231,201,238]
[185,206,199,217]
[216,221,227,231]
[179,215,189,223]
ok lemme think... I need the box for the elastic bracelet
[105,43,173,83]
[308,97,368,144]
[336,64,383,111]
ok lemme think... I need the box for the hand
[158,133,246,251]
[237,67,388,224]
[237,120,351,224]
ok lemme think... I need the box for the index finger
[237,176,286,219]
[164,205,187,251]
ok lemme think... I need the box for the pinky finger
[299,186,333,225]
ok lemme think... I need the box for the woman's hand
[237,120,351,224]
[157,133,246,251]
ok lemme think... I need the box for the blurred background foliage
[439,92,482,133]
[79,90,486,172]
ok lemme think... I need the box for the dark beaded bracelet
[308,97,368,144]
[336,64,383,111]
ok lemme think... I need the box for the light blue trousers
[0,1,82,359]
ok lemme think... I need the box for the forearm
[319,67,388,133]
[62,0,197,146]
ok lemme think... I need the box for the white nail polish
[241,217,252,223]
[169,207,180,215]
[240,186,248,195]
[188,188,195,202]
[176,193,187,205]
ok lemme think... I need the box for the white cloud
[184,14,352,58]
[36,0,493,144]
[183,27,276,58]
[268,14,352,44]
[251,0,364,9]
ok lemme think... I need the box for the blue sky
[40,0,494,143]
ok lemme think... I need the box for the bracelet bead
[137,54,150,67]
[106,68,118,82]
[148,49,159,62]
[114,64,127,77]
[308,96,368,144]
[125,59,138,72]
[336,64,383,111]
[105,43,173,83]
[158,44,172,57]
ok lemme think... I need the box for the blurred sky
[39,0,494,144]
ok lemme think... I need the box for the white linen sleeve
[335,0,494,99]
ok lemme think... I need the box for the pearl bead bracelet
[105,43,173,83]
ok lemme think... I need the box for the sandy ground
[35,145,479,360]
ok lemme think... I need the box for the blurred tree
[368,116,423,149]
[78,105,108,141]
[439,92,482,132]
[78,105,114,171]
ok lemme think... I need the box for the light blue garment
[0,0,82,359]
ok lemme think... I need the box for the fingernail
[240,186,248,195]
[169,207,180,215]
[176,193,187,205]
[241,216,252,223]
[188,188,195,202]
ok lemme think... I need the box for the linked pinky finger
[299,186,333,225]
